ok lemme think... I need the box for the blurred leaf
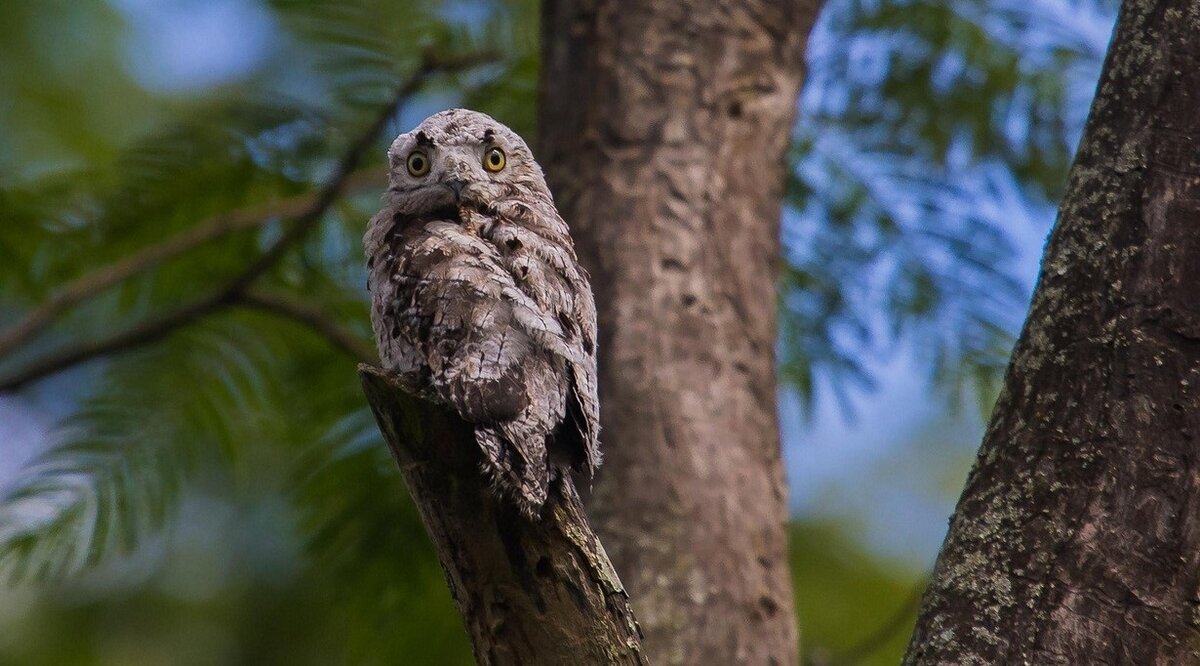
[780,0,1111,413]
[790,522,925,666]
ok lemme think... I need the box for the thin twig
[0,171,382,361]
[237,288,376,364]
[0,50,494,392]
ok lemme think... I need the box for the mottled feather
[365,108,600,516]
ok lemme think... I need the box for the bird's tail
[475,425,549,518]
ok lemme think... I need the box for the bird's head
[384,108,548,218]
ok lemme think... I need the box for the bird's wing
[394,227,540,424]
[492,221,602,477]
[568,307,601,476]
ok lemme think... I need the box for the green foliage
[791,522,925,665]
[781,0,1108,412]
[0,1,160,174]
[0,0,1110,661]
[0,0,526,661]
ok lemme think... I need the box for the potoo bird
[364,109,600,517]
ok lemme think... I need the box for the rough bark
[905,0,1200,662]
[359,366,645,665]
[538,2,818,663]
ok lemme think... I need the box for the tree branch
[0,288,376,391]
[237,288,376,364]
[905,0,1200,661]
[0,170,382,361]
[359,365,646,665]
[0,50,494,392]
[0,296,230,392]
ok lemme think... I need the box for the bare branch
[0,50,495,392]
[237,288,376,364]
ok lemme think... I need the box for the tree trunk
[538,2,818,663]
[905,0,1200,662]
[359,366,645,665]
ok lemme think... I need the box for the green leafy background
[0,0,1114,663]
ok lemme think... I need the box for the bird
[364,108,600,517]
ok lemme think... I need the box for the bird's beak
[444,179,468,202]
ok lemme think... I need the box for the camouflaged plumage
[365,109,599,516]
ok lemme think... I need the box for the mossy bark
[360,366,645,665]
[538,1,820,663]
[906,0,1200,662]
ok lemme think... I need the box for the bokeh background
[0,0,1116,663]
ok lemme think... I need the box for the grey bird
[364,108,600,517]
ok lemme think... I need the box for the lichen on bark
[905,0,1200,663]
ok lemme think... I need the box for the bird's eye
[406,151,430,177]
[483,147,506,172]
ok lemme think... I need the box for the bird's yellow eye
[406,151,430,177]
[483,147,506,172]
